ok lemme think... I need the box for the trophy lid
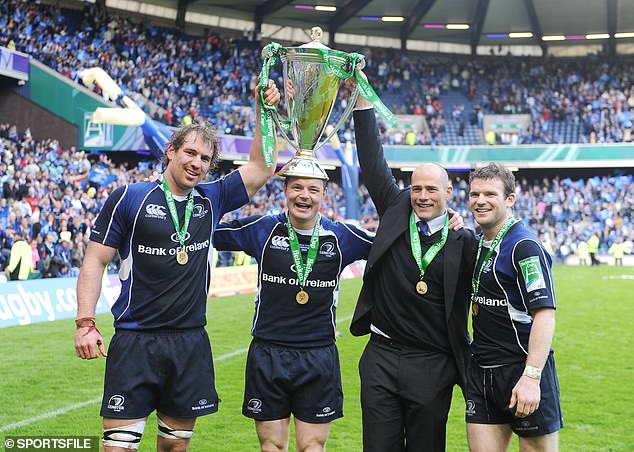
[299,27,330,49]
[277,153,330,181]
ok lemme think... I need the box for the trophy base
[277,151,329,181]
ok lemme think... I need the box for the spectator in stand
[5,231,33,280]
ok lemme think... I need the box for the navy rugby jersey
[214,213,373,347]
[90,171,248,330]
[471,221,556,366]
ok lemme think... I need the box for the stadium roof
[105,0,634,56]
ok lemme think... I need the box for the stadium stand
[2,0,633,146]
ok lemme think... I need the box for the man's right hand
[75,324,107,359]
[345,70,373,110]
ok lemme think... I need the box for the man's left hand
[509,375,541,417]
[447,207,464,230]
[145,171,160,183]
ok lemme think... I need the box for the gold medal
[472,302,479,316]
[416,280,428,295]
[296,290,309,305]
[176,250,189,265]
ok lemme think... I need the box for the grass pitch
[1,265,633,451]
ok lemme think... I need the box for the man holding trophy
[350,79,479,451]
[214,174,374,451]
[213,28,378,452]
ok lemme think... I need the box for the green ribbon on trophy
[258,41,286,168]
[320,50,396,128]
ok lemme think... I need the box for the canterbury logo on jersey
[145,204,167,219]
[270,236,290,250]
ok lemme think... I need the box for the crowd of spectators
[3,0,634,147]
[0,122,158,279]
[0,0,262,135]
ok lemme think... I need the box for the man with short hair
[213,173,374,452]
[74,82,280,452]
[466,162,563,452]
[351,79,478,451]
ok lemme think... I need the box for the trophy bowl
[261,27,365,180]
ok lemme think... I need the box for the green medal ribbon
[257,42,283,168]
[471,216,518,301]
[409,211,449,282]
[162,176,194,249]
[287,214,320,290]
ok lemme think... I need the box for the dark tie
[417,221,430,236]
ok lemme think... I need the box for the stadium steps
[439,90,482,145]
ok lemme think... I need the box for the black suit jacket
[350,109,478,389]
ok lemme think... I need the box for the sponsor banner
[0,274,119,328]
[0,261,367,328]
[219,134,340,162]
[0,46,29,81]
[341,261,366,279]
[209,264,259,297]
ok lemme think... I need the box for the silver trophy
[262,27,365,180]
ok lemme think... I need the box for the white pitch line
[0,314,355,432]
[0,398,102,433]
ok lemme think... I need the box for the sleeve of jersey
[89,185,128,249]
[339,222,374,265]
[214,215,268,257]
[513,239,556,312]
[216,170,250,218]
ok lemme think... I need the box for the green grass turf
[1,265,633,450]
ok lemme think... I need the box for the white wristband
[522,365,542,380]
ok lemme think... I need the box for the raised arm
[352,76,401,216]
[75,241,116,359]
[238,80,281,197]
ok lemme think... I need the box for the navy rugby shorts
[101,327,219,419]
[465,352,563,437]
[242,339,343,423]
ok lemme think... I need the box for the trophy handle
[270,110,299,153]
[315,86,360,152]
